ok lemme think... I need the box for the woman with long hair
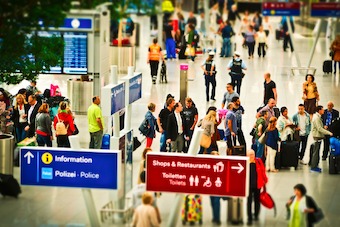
[265,117,280,172]
[302,74,319,120]
[53,101,75,147]
[244,25,257,59]
[12,94,30,142]
[199,110,216,154]
[35,103,53,147]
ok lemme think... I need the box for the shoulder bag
[258,129,268,144]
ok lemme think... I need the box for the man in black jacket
[25,95,41,138]
[166,102,188,153]
[322,101,339,160]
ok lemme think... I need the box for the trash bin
[67,79,94,115]
[0,134,14,175]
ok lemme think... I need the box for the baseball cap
[234,51,241,57]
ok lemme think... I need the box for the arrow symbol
[231,163,244,174]
[24,151,34,164]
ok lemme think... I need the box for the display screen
[63,32,87,74]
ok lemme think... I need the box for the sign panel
[311,3,340,17]
[61,18,93,30]
[129,73,142,104]
[262,2,301,16]
[146,153,249,197]
[111,83,126,115]
[63,32,88,74]
[20,147,120,189]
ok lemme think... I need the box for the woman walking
[35,103,53,147]
[244,25,257,59]
[265,117,280,172]
[257,26,267,58]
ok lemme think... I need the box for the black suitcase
[232,145,246,156]
[275,151,282,169]
[275,29,283,40]
[0,174,21,198]
[329,154,340,174]
[280,141,299,169]
[323,60,332,73]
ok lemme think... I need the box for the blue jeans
[221,38,231,57]
[16,125,27,143]
[160,131,168,152]
[37,134,52,147]
[89,130,103,149]
[256,139,264,158]
[165,38,176,59]
[210,196,221,222]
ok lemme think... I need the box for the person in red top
[147,38,164,84]
[53,101,75,147]
[247,149,268,225]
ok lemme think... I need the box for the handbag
[72,124,79,135]
[260,186,276,216]
[329,50,334,59]
[258,129,268,144]
[293,130,300,142]
[200,133,211,148]
[311,208,324,223]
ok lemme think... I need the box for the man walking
[88,96,104,149]
[321,101,339,160]
[220,20,234,58]
[148,38,164,84]
[292,104,311,164]
[310,105,333,173]
[263,72,277,105]
[227,51,247,95]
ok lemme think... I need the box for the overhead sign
[146,153,249,197]
[262,2,301,16]
[20,147,120,189]
[311,3,340,17]
[102,82,126,116]
[129,73,142,104]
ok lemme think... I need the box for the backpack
[55,114,68,135]
[138,118,150,136]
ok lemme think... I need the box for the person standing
[157,97,175,152]
[164,20,176,60]
[87,96,104,149]
[255,111,268,159]
[257,26,267,58]
[148,38,164,84]
[53,101,75,148]
[286,184,319,227]
[210,151,222,225]
[321,101,339,160]
[277,107,295,142]
[310,105,333,173]
[303,74,319,120]
[144,103,157,148]
[330,35,340,74]
[265,117,280,172]
[12,94,29,143]
[232,96,246,146]
[187,11,197,27]
[182,97,198,152]
[132,192,161,227]
[201,51,217,102]
[257,98,277,124]
[35,103,53,147]
[220,20,234,57]
[227,51,247,95]
[25,95,41,138]
[225,102,237,154]
[292,104,311,164]
[199,110,216,154]
[244,25,257,59]
[247,149,268,225]
[263,72,277,105]
[166,102,188,153]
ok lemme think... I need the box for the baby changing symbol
[213,162,224,173]
[215,177,222,187]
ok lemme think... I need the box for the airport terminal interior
[1,2,340,227]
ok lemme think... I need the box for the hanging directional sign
[262,2,301,16]
[146,153,249,197]
[311,3,340,17]
[20,147,121,189]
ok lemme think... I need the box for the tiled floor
[1,13,340,227]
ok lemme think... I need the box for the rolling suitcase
[181,194,203,225]
[323,60,332,74]
[0,174,21,198]
[329,154,340,174]
[228,198,243,224]
[101,134,110,149]
[280,141,299,169]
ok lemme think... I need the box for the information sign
[20,147,120,189]
[146,153,249,197]
[129,73,142,104]
[311,3,340,17]
[262,2,301,16]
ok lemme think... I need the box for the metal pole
[307,19,323,68]
[204,0,210,36]
[69,140,100,227]
[166,129,203,227]
[286,17,301,67]
[158,0,164,49]
[125,66,134,130]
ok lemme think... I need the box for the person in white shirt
[292,104,311,164]
[277,106,295,141]
[256,26,267,58]
[262,16,272,37]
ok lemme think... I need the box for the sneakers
[299,160,307,165]
[310,167,322,173]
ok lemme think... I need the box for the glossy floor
[1,15,340,227]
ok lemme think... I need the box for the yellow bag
[200,133,211,148]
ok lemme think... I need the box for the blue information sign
[20,147,120,189]
[111,83,126,115]
[129,73,142,104]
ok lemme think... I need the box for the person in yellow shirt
[87,96,104,149]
